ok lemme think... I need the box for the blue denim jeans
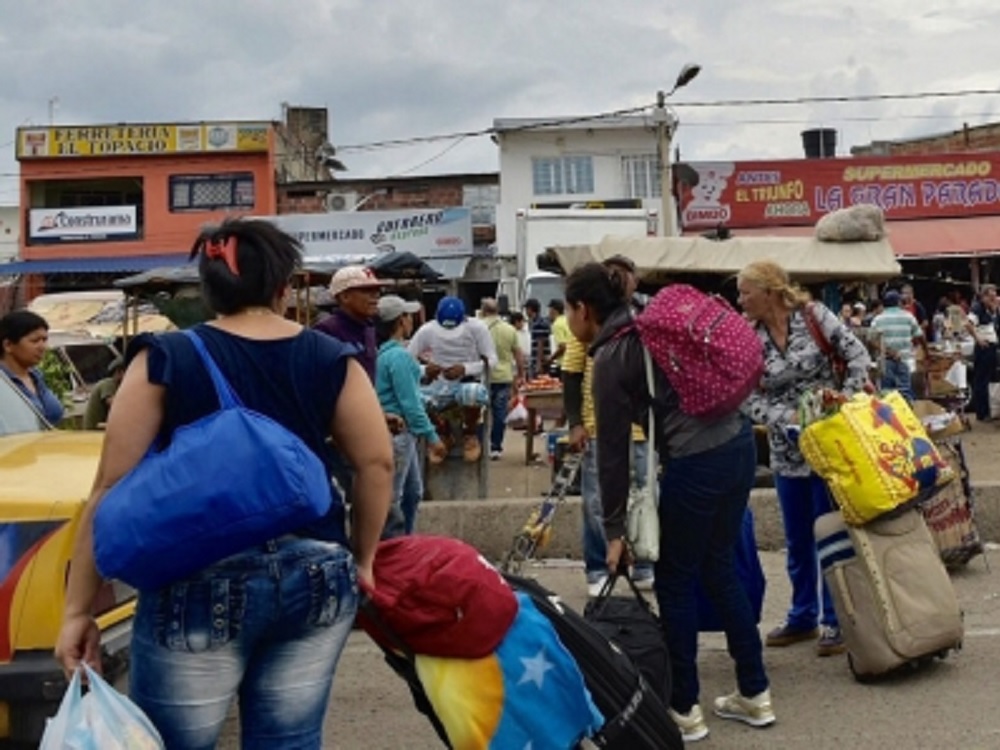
[384,432,423,538]
[773,473,838,630]
[654,421,768,712]
[580,441,607,583]
[881,357,914,402]
[129,537,358,750]
[489,382,512,452]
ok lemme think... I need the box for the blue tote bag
[94,330,334,591]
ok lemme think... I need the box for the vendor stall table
[523,389,564,465]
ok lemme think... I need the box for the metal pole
[655,91,676,237]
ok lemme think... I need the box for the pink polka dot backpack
[635,284,764,420]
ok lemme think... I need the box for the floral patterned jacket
[743,302,872,477]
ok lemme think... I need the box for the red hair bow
[205,236,240,276]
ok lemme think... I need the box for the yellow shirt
[552,315,572,347]
[484,315,520,384]
[563,336,644,441]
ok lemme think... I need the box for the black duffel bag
[583,574,671,707]
[505,573,682,750]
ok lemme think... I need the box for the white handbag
[627,349,659,562]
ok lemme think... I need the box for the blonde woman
[737,260,871,658]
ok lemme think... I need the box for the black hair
[0,310,49,346]
[548,299,565,314]
[523,298,541,315]
[375,316,401,346]
[190,218,302,316]
[509,311,525,325]
[564,263,629,325]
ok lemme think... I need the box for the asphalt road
[216,548,999,749]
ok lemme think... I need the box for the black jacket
[590,306,744,539]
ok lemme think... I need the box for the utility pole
[653,64,702,237]
[654,90,675,237]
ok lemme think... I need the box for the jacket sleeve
[593,337,643,540]
[814,302,872,395]
[389,352,440,444]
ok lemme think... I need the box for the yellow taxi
[0,371,134,747]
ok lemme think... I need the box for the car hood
[0,431,103,520]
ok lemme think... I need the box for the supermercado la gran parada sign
[16,122,271,159]
[678,152,1000,229]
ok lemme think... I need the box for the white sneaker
[668,704,709,742]
[633,574,655,591]
[490,450,502,461]
[586,575,609,598]
[713,688,776,728]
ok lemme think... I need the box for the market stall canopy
[543,234,901,284]
[27,290,175,338]
[114,251,442,290]
[722,217,1000,260]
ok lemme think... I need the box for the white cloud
[1,0,998,202]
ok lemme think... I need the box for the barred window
[531,156,594,196]
[622,154,661,198]
[463,184,499,225]
[169,173,256,211]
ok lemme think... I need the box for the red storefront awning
[689,216,1000,259]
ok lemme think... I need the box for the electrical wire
[334,87,1000,154]
[391,136,470,177]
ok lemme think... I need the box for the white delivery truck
[497,206,658,310]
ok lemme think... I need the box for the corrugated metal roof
[0,253,192,275]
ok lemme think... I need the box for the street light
[656,63,701,236]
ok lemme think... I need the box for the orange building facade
[12,121,277,291]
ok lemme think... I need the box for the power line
[337,103,651,153]
[671,87,1000,109]
[336,86,1000,154]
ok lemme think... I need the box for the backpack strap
[182,329,243,410]
[803,303,846,388]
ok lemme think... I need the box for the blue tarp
[0,254,192,276]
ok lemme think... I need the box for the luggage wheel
[847,653,876,684]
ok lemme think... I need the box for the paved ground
[217,549,999,749]
[213,419,1000,748]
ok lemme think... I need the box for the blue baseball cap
[436,296,466,329]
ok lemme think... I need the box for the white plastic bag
[627,350,660,562]
[506,399,529,426]
[627,484,659,562]
[40,664,164,750]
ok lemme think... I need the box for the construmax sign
[29,206,138,241]
[267,208,473,258]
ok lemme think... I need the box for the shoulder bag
[93,329,334,590]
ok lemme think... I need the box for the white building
[0,205,18,263]
[492,115,663,259]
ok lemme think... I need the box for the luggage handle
[590,571,655,617]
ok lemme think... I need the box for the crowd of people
[0,217,993,747]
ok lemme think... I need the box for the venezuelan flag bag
[799,391,954,526]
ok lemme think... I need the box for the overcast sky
[2,0,999,205]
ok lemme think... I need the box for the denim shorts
[129,536,358,750]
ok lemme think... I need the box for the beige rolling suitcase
[816,508,963,682]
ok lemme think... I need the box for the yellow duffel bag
[800,390,954,526]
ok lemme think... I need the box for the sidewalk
[313,551,999,749]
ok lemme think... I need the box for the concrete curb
[418,483,1000,562]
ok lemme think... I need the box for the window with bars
[463,183,499,225]
[169,173,256,212]
[531,156,594,196]
[622,154,661,198]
